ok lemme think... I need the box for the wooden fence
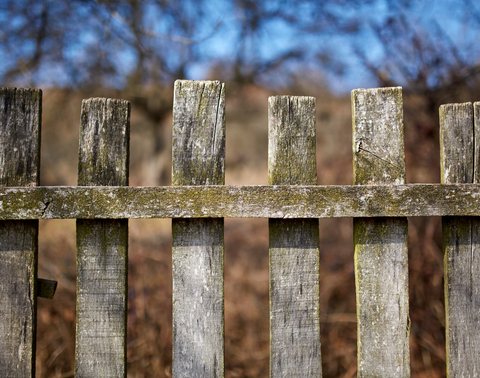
[0,81,479,377]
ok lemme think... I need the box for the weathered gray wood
[172,80,225,378]
[37,278,57,299]
[0,88,42,187]
[0,87,41,378]
[440,103,474,184]
[75,98,130,377]
[352,87,410,378]
[268,96,321,377]
[440,102,480,377]
[476,102,480,183]
[172,80,225,187]
[4,184,480,219]
[268,96,317,186]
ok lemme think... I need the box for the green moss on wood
[4,184,480,219]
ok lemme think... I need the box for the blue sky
[1,0,479,94]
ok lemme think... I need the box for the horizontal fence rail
[1,184,480,219]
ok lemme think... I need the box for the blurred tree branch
[2,0,480,108]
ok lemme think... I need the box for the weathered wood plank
[3,184,480,219]
[0,88,42,187]
[440,103,473,184]
[0,87,41,378]
[352,87,410,377]
[172,80,225,378]
[268,96,321,377]
[440,102,480,376]
[75,98,130,377]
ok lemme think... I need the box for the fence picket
[172,80,226,378]
[352,87,410,377]
[0,88,41,378]
[75,98,130,377]
[440,102,480,376]
[268,96,322,377]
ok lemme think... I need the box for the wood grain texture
[172,80,225,378]
[0,87,41,378]
[268,96,321,378]
[78,98,130,187]
[172,80,225,187]
[440,102,480,377]
[4,184,480,219]
[352,87,410,378]
[440,103,473,184]
[268,96,317,186]
[0,88,41,187]
[475,102,480,182]
[75,98,130,378]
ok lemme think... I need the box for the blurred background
[2,0,480,376]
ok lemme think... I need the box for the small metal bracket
[37,278,58,299]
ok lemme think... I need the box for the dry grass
[35,83,446,377]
